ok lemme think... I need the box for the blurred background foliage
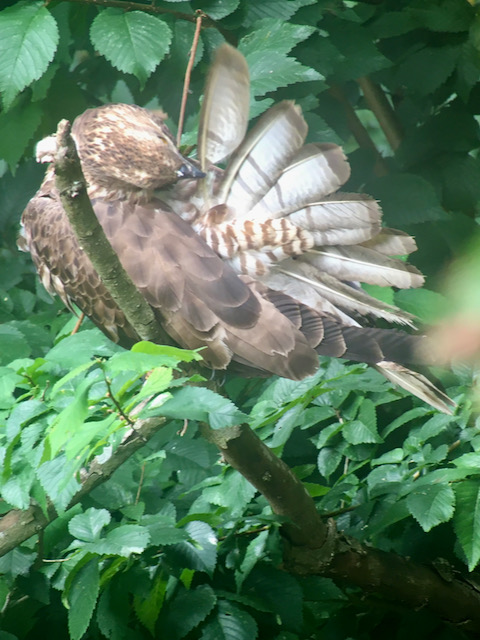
[1,0,480,638]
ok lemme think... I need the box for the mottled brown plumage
[21,45,454,413]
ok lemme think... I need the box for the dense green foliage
[1,0,480,638]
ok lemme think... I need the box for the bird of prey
[21,44,454,413]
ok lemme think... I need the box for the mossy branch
[54,119,173,346]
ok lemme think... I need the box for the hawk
[21,45,453,413]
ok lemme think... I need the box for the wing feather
[249,143,351,219]
[273,263,417,326]
[218,101,308,212]
[198,44,250,170]
[305,246,424,288]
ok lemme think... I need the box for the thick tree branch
[287,538,480,632]
[0,417,164,557]
[202,424,330,549]
[208,422,480,632]
[54,119,172,346]
[10,107,480,633]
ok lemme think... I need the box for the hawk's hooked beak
[176,162,206,180]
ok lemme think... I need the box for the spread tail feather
[376,362,456,415]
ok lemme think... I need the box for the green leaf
[343,419,382,445]
[193,0,240,20]
[1,467,35,510]
[271,404,305,447]
[406,483,455,532]
[202,471,256,514]
[317,447,343,479]
[395,46,460,96]
[46,330,121,369]
[246,566,302,630]
[51,361,97,397]
[370,11,421,38]
[394,288,448,324]
[145,521,188,546]
[64,415,119,461]
[0,576,9,610]
[36,456,81,511]
[97,580,131,638]
[68,558,100,640]
[5,399,45,441]
[166,584,217,639]
[369,173,446,225]
[358,399,377,431]
[134,574,167,635]
[0,102,42,172]
[407,0,473,33]
[243,0,315,27]
[0,1,59,109]
[324,17,390,82]
[132,341,203,364]
[0,325,31,365]
[158,387,246,429]
[372,448,405,466]
[382,407,430,438]
[246,51,322,98]
[453,480,480,570]
[90,9,172,86]
[47,378,93,456]
[92,525,151,556]
[235,530,269,591]
[69,507,111,542]
[168,521,217,576]
[0,548,35,578]
[437,154,480,212]
[0,368,23,410]
[453,452,480,469]
[367,465,406,499]
[200,600,258,640]
[133,367,173,401]
[415,414,456,443]
[239,19,316,56]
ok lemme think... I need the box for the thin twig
[329,84,389,177]
[62,0,200,23]
[135,463,146,504]
[103,371,135,426]
[177,11,204,147]
[357,76,403,151]
[71,312,85,335]
[60,0,234,40]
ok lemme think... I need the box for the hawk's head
[69,103,204,200]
